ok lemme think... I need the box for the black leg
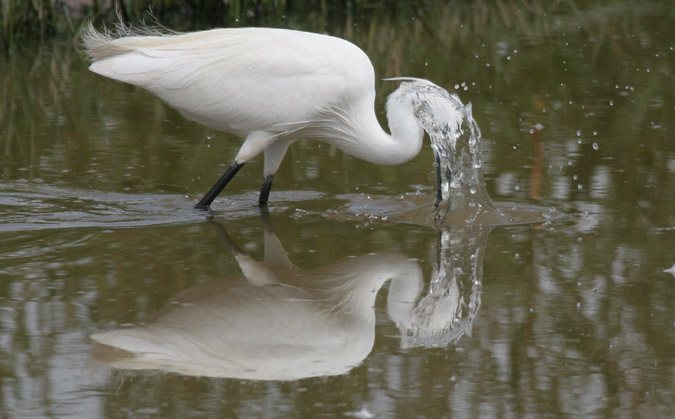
[258,174,275,207]
[195,162,244,210]
[259,205,273,230]
[210,221,244,255]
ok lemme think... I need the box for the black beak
[434,153,442,208]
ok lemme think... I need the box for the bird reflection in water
[91,213,490,380]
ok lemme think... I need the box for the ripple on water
[0,183,325,232]
[335,193,566,228]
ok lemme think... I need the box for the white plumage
[83,24,429,209]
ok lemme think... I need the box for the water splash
[399,224,488,348]
[396,80,516,226]
[333,81,564,227]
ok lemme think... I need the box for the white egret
[82,24,434,210]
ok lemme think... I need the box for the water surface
[1,2,675,417]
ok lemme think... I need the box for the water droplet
[576,130,582,136]
[470,187,476,194]
[592,142,599,150]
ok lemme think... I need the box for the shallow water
[2,2,675,417]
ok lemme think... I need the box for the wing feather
[85,27,375,135]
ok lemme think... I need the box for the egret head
[385,79,427,148]
[386,78,468,206]
[387,78,464,141]
[386,78,494,220]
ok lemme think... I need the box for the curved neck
[318,98,424,166]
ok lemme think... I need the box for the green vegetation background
[2,0,424,49]
[1,0,602,51]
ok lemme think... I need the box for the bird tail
[81,15,175,61]
[81,22,123,61]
